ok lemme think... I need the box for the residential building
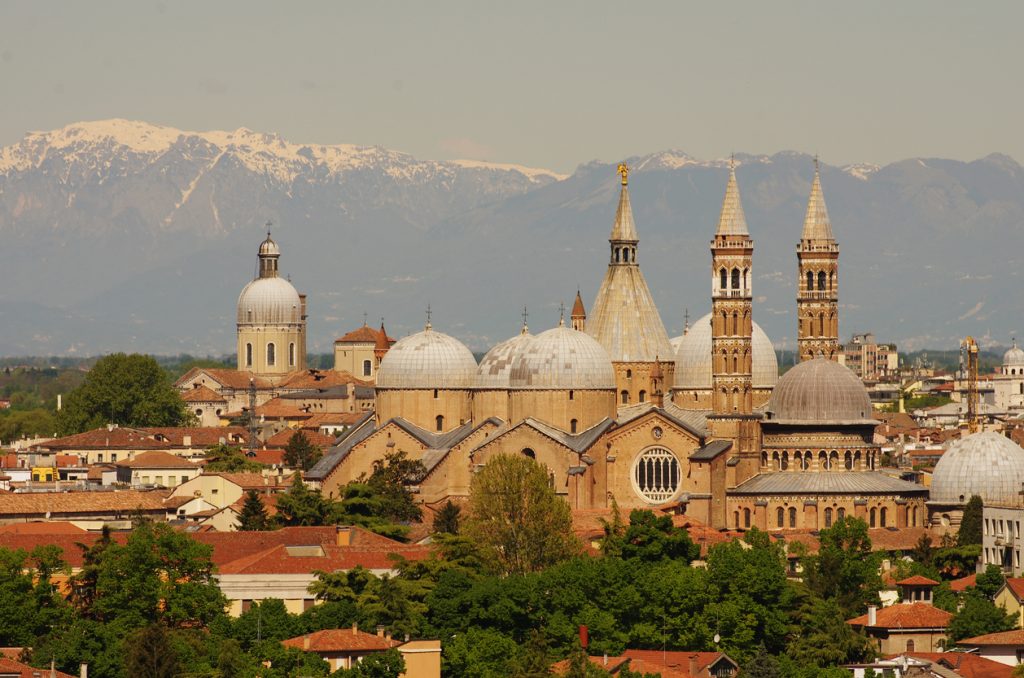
[840,333,899,382]
[958,629,1024,667]
[847,578,952,654]
[993,579,1024,628]
[114,450,201,488]
[281,627,440,677]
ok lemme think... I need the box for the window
[195,408,203,416]
[142,476,151,485]
[362,359,372,377]
[569,390,574,401]
[433,389,439,399]
[626,369,632,379]
[720,268,728,291]
[110,453,117,462]
[522,448,536,459]
[621,390,629,405]
[731,268,740,290]
[570,419,578,434]
[777,507,785,528]
[245,343,253,367]
[267,342,276,366]
[638,390,646,403]
[435,415,444,432]
[906,640,915,652]
[818,271,826,291]
[870,507,877,527]
[781,452,788,470]
[844,451,852,470]
[155,476,163,486]
[289,342,296,367]
[824,508,833,528]
[806,270,814,291]
[789,507,797,528]
[633,447,682,503]
[838,508,846,521]
[880,507,888,527]
[743,508,751,528]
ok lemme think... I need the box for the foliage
[366,450,426,523]
[204,443,266,473]
[803,517,881,617]
[786,591,874,667]
[276,475,335,526]
[284,430,324,471]
[332,648,405,677]
[958,495,984,546]
[434,500,462,535]
[947,588,1016,642]
[0,408,56,444]
[56,353,193,435]
[976,563,1006,598]
[464,454,580,575]
[614,509,700,563]
[741,645,782,678]
[237,489,275,531]
[332,482,410,540]
[124,623,179,678]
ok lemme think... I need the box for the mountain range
[0,119,1021,358]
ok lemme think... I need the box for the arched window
[870,507,877,527]
[824,508,833,528]
[781,452,789,470]
[245,343,253,367]
[621,390,629,405]
[910,506,917,526]
[433,389,439,399]
[720,268,728,291]
[880,507,888,527]
[362,359,372,377]
[638,390,646,403]
[829,271,835,290]
[732,311,739,335]
[789,507,797,527]
[802,452,811,470]
[761,451,768,467]
[819,450,828,470]
[195,408,203,417]
[435,415,444,432]
[732,351,739,373]
[743,508,751,528]
[906,640,915,652]
[854,450,862,469]
[522,448,536,459]
[615,248,621,263]
[732,387,739,411]
[838,507,846,521]
[289,342,296,367]
[772,451,780,470]
[266,342,276,366]
[626,369,632,378]
[732,268,740,290]
[633,447,681,503]
[829,450,839,469]
[818,313,825,335]
[570,418,578,434]
[777,507,785,528]
[844,451,852,470]
[806,270,814,291]
[818,271,826,290]
[734,511,741,528]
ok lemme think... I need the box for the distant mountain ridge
[0,119,1021,357]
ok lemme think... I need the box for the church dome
[258,234,280,256]
[673,313,778,390]
[376,327,478,390]
[1005,342,1024,368]
[765,356,873,424]
[510,326,615,390]
[237,277,302,325]
[930,432,1024,505]
[477,330,533,389]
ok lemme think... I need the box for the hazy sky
[1,0,1020,173]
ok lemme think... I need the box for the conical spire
[715,159,749,236]
[610,163,638,242]
[802,159,834,241]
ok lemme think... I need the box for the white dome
[477,331,533,389]
[376,328,478,389]
[931,432,1024,505]
[510,326,615,390]
[672,313,778,390]
[670,335,684,353]
[237,277,302,325]
[1005,343,1024,367]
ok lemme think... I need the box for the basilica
[233,161,929,531]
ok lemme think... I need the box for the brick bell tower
[797,159,840,361]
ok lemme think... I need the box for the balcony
[799,291,834,300]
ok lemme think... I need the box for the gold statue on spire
[617,162,629,186]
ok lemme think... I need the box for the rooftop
[847,602,952,630]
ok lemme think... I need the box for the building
[993,342,1024,414]
[958,629,1024,666]
[982,506,1024,576]
[929,431,1024,529]
[114,450,201,488]
[840,333,899,382]
[333,322,394,381]
[281,628,440,678]
[796,161,840,362]
[554,650,739,677]
[847,578,952,655]
[992,578,1024,628]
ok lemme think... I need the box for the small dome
[376,328,478,389]
[673,313,778,390]
[931,432,1024,505]
[237,277,301,325]
[1005,342,1024,367]
[477,330,533,389]
[765,356,873,424]
[259,234,280,256]
[509,326,615,390]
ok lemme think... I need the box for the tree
[786,593,875,667]
[284,430,323,471]
[947,588,1016,642]
[332,483,410,540]
[237,490,274,531]
[276,475,335,526]
[204,443,265,473]
[366,450,425,523]
[617,509,700,563]
[331,648,405,677]
[56,353,193,435]
[804,517,881,617]
[741,645,782,678]
[958,495,984,547]
[433,500,462,535]
[464,454,579,575]
[124,623,180,678]
[976,563,1006,598]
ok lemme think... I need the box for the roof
[336,325,384,344]
[33,426,249,451]
[847,602,952,630]
[897,575,940,587]
[715,163,748,236]
[0,521,85,535]
[0,657,76,678]
[960,629,1024,646]
[764,357,875,425]
[511,326,616,389]
[276,369,371,391]
[224,398,312,421]
[554,650,737,678]
[730,471,927,495]
[902,652,1016,678]
[780,527,931,555]
[615,402,707,439]
[0,489,184,518]
[265,428,337,449]
[493,417,615,455]
[1002,578,1024,600]
[282,628,399,653]
[176,367,272,391]
[571,290,586,318]
[115,450,199,469]
[690,440,732,461]
[930,432,1024,506]
[376,327,478,390]
[950,574,977,592]
[800,165,835,242]
[673,312,778,391]
[217,539,430,575]
[306,414,378,481]
[182,385,226,403]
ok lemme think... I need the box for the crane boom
[960,336,979,433]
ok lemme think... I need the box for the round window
[633,447,681,503]
[652,426,663,440]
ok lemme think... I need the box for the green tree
[958,495,984,547]
[331,648,405,677]
[616,509,700,563]
[786,593,874,667]
[741,645,782,678]
[56,353,193,435]
[276,475,335,526]
[976,563,1006,598]
[366,450,426,523]
[0,408,56,444]
[947,588,1016,642]
[124,623,180,678]
[332,482,410,540]
[443,627,523,677]
[434,500,462,535]
[204,443,265,473]
[230,599,300,649]
[284,430,323,471]
[464,454,579,575]
[804,517,881,617]
[237,490,274,531]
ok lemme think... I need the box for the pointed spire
[521,306,529,335]
[610,164,638,242]
[375,320,390,351]
[558,301,566,327]
[715,158,749,236]
[571,290,586,319]
[802,158,834,241]
[425,304,432,331]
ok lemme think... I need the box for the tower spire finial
[425,304,432,331]
[265,219,273,237]
[559,301,565,327]
[617,162,629,186]
[521,306,529,334]
[684,307,690,334]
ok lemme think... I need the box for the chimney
[352,622,358,633]
[337,526,352,547]
[183,435,192,447]
[376,625,385,638]
[303,634,310,650]
[578,625,588,649]
[689,654,698,677]
[868,605,877,626]
[79,663,88,678]
[50,659,56,678]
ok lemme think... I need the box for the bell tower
[797,159,840,361]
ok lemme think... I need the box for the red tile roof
[554,651,737,678]
[1004,578,1024,600]
[182,385,226,403]
[0,521,86,535]
[176,368,272,391]
[277,369,371,391]
[336,325,383,344]
[848,602,952,630]
[950,574,977,592]
[265,429,336,449]
[0,657,76,678]
[902,652,1015,678]
[960,629,1024,646]
[217,541,430,575]
[897,575,940,587]
[115,450,199,469]
[34,426,249,451]
[223,399,312,421]
[0,489,183,518]
[282,628,399,653]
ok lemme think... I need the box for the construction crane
[960,336,979,433]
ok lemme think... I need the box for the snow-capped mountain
[0,119,1022,357]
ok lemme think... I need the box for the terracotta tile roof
[901,652,1015,678]
[176,368,272,391]
[1003,578,1024,600]
[282,628,399,653]
[0,489,181,518]
[33,426,249,451]
[224,399,312,421]
[265,429,336,449]
[336,325,383,344]
[182,385,226,403]
[960,629,1024,646]
[0,657,76,678]
[196,472,293,491]
[0,533,131,568]
[0,453,21,468]
[0,521,86,535]
[277,369,371,391]
[144,427,250,447]
[54,454,83,467]
[897,575,940,586]
[554,651,737,678]
[115,450,199,469]
[218,541,430,575]
[244,449,285,466]
[303,412,367,428]
[951,574,977,592]
[375,323,392,351]
[847,602,952,630]
[779,527,931,555]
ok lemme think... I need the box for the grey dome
[931,432,1024,505]
[765,356,873,424]
[509,326,615,390]
[259,234,280,256]
[673,313,778,390]
[477,330,532,389]
[237,277,301,325]
[376,328,478,389]
[1005,343,1024,367]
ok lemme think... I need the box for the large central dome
[765,356,873,424]
[510,326,615,390]
[673,312,778,390]
[237,277,302,325]
[376,328,478,389]
[931,432,1024,506]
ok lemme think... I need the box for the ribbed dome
[259,234,280,256]
[477,331,532,389]
[672,313,778,390]
[765,357,872,424]
[1005,343,1024,367]
[376,328,478,389]
[931,432,1024,505]
[236,277,302,325]
[509,326,615,390]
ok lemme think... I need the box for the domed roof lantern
[258,221,281,278]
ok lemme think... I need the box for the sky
[0,0,1021,173]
